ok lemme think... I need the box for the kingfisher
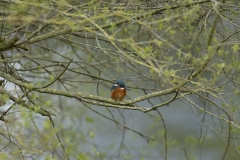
[111,79,129,101]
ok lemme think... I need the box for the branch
[0,35,19,51]
[143,89,179,112]
[0,87,54,117]
[182,93,240,129]
[0,70,190,109]
[0,71,137,108]
[40,59,73,89]
[14,0,211,45]
[0,49,213,111]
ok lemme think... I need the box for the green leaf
[32,105,41,112]
[45,100,52,107]
[49,74,55,81]
[85,117,94,123]
[77,153,89,160]
[232,44,239,53]
[43,120,51,129]
[25,83,34,89]
[0,153,8,159]
[0,93,9,105]
[89,132,95,138]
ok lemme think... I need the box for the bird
[111,79,129,101]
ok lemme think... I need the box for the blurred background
[0,0,240,159]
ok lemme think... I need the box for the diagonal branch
[0,87,54,117]
[14,0,211,45]
[0,37,217,111]
[0,35,19,51]
[39,59,73,89]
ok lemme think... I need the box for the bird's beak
[126,87,130,91]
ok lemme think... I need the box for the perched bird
[111,79,129,101]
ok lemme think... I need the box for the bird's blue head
[111,79,129,91]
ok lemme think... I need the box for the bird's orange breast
[111,87,126,101]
